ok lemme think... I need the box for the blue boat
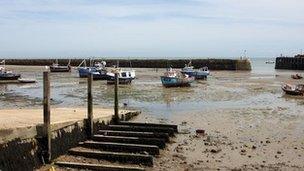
[181,63,209,80]
[161,68,195,87]
[77,60,109,80]
[0,60,21,81]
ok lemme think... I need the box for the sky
[0,0,303,58]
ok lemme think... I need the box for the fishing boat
[291,74,303,79]
[181,62,209,79]
[161,68,195,87]
[77,59,109,80]
[0,60,21,81]
[282,83,304,96]
[265,60,275,64]
[106,69,136,84]
[49,59,71,72]
[18,78,37,83]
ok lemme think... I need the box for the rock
[266,140,270,144]
[252,145,257,149]
[277,151,282,154]
[210,148,222,153]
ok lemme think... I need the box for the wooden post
[43,71,51,163]
[87,73,93,138]
[113,72,119,124]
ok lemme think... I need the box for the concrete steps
[55,122,178,170]
[92,135,166,149]
[80,141,160,155]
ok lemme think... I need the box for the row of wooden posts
[42,71,120,163]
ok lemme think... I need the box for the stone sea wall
[3,58,252,70]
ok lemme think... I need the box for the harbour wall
[3,58,252,70]
[275,57,304,70]
[0,111,140,171]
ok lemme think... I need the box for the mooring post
[43,71,51,163]
[113,72,119,124]
[87,73,93,138]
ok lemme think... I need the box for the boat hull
[0,74,21,80]
[50,66,71,72]
[78,68,109,80]
[181,71,209,80]
[106,76,133,84]
[161,76,194,87]
[282,85,304,96]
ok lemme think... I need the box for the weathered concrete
[275,57,304,70]
[97,130,170,142]
[3,58,252,70]
[119,121,178,133]
[92,135,166,149]
[69,148,153,166]
[55,161,145,171]
[100,125,175,136]
[80,141,160,155]
[0,110,140,171]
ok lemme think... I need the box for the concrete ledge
[69,149,153,166]
[55,161,145,171]
[80,141,160,155]
[92,135,166,149]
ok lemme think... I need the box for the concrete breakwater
[4,58,252,70]
[275,56,304,70]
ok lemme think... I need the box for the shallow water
[0,58,304,121]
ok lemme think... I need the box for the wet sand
[1,64,304,170]
[134,71,304,170]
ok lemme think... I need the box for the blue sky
[0,0,303,58]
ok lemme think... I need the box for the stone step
[55,161,145,171]
[119,121,178,133]
[97,130,170,142]
[92,135,166,149]
[68,148,153,166]
[100,125,175,136]
[80,141,160,155]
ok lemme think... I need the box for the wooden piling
[87,73,93,138]
[113,72,119,124]
[43,71,51,162]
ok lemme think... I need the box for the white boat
[265,60,275,64]
[106,68,136,84]
[18,78,37,83]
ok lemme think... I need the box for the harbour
[1,58,304,170]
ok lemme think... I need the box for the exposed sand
[0,108,131,129]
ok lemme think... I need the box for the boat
[0,60,21,80]
[281,83,304,95]
[49,59,71,72]
[18,78,37,83]
[106,69,136,84]
[181,62,209,79]
[291,74,303,79]
[77,60,109,80]
[265,60,275,64]
[161,68,195,87]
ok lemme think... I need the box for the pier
[275,55,304,70]
[0,72,178,171]
[4,58,252,70]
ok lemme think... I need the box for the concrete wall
[275,57,304,70]
[0,111,140,171]
[3,58,252,70]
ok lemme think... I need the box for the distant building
[295,54,304,58]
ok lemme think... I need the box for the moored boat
[282,83,304,96]
[18,78,37,83]
[49,59,71,72]
[77,60,109,80]
[181,62,209,80]
[161,68,195,87]
[0,60,21,81]
[265,60,275,64]
[291,74,303,79]
[106,69,136,84]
